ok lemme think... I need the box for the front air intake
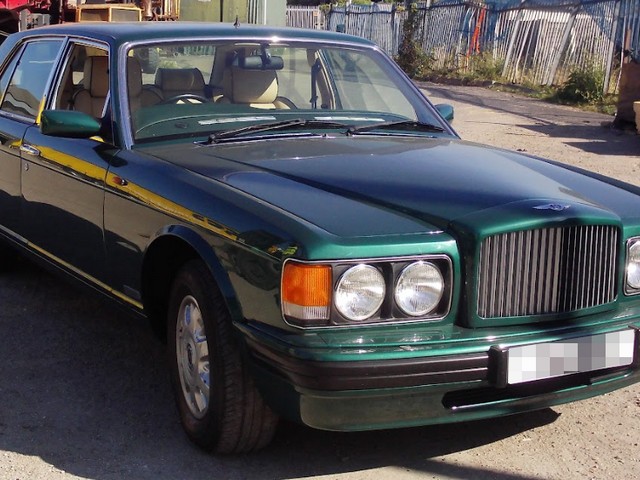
[477,225,618,318]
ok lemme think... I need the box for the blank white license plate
[507,329,636,385]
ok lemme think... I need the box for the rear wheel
[167,260,278,453]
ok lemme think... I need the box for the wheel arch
[141,225,241,341]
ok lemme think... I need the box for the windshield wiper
[208,118,349,143]
[348,120,445,135]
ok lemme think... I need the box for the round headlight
[394,261,444,317]
[627,241,640,290]
[335,265,385,321]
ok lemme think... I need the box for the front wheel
[167,260,278,453]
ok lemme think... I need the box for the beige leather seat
[154,68,206,100]
[73,56,109,118]
[217,66,292,109]
[127,57,162,113]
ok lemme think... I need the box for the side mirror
[40,110,101,138]
[435,103,454,123]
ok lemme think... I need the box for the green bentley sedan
[0,22,638,454]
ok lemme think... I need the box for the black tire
[167,260,278,453]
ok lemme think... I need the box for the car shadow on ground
[0,258,559,480]
[518,123,640,157]
[423,83,640,157]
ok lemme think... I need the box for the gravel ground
[1,84,639,480]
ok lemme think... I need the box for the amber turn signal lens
[282,262,331,322]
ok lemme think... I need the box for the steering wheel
[160,93,209,105]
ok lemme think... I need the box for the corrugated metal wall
[621,0,640,60]
[286,6,325,30]
[326,3,403,55]
[498,1,620,88]
[287,0,640,94]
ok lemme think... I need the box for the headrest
[229,67,278,104]
[127,57,142,97]
[155,68,205,92]
[84,56,109,98]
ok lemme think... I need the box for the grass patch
[411,58,616,115]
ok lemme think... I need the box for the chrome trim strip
[29,243,144,309]
[0,224,143,310]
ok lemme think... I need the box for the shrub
[395,4,432,79]
[555,66,605,104]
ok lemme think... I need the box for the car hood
[141,135,634,238]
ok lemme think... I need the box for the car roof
[11,22,376,49]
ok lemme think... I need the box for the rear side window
[1,40,63,119]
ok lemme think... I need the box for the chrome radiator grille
[477,225,618,318]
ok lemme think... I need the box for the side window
[1,40,63,119]
[323,49,417,120]
[54,44,109,115]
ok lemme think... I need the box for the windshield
[127,40,444,143]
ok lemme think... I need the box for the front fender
[143,224,245,324]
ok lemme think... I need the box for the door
[19,40,114,282]
[0,40,63,237]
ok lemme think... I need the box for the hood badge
[534,203,571,211]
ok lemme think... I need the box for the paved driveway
[422,83,640,185]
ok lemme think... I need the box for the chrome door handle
[20,144,40,156]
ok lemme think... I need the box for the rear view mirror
[235,55,284,70]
